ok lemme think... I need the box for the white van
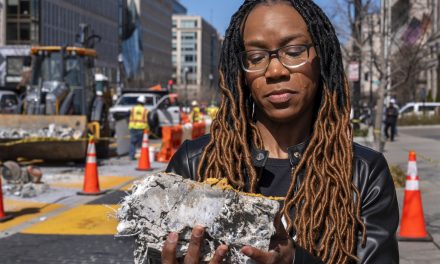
[399,102,440,117]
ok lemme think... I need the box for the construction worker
[189,100,202,123]
[128,96,149,160]
[206,101,219,120]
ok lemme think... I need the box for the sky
[179,0,328,36]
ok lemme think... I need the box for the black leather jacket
[166,134,399,264]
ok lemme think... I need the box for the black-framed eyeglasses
[239,44,313,73]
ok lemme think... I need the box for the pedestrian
[206,100,219,120]
[163,1,399,263]
[16,56,32,97]
[128,96,149,160]
[189,100,203,123]
[385,99,399,141]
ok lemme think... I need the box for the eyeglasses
[239,44,313,73]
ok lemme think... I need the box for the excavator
[0,24,111,161]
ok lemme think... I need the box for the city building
[172,14,221,104]
[172,0,186,15]
[359,12,382,106]
[0,0,120,88]
[0,0,5,45]
[1,0,176,91]
[129,0,174,89]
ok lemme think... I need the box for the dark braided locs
[196,0,366,263]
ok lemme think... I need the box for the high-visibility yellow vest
[128,105,149,130]
[190,106,202,123]
[206,106,219,119]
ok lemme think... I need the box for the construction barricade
[136,130,152,171]
[157,125,183,163]
[157,120,211,163]
[77,137,107,195]
[191,122,206,139]
[182,123,193,141]
[398,150,432,241]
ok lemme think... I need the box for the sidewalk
[382,127,440,263]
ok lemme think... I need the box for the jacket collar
[251,139,310,168]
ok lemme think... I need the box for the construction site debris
[0,123,83,139]
[1,161,49,197]
[117,172,281,264]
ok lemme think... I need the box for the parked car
[109,90,180,137]
[399,102,440,117]
[0,90,20,114]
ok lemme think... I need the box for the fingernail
[193,226,204,237]
[167,232,178,243]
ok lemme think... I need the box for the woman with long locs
[163,0,399,263]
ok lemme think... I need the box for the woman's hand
[241,213,295,264]
[161,225,229,264]
[241,237,295,264]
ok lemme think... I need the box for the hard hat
[390,98,396,104]
[137,95,146,104]
[191,100,198,107]
[96,90,103,96]
[95,73,108,81]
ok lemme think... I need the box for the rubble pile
[0,123,83,139]
[1,161,49,198]
[117,173,281,264]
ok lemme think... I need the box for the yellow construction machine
[0,27,111,161]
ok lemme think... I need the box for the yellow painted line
[0,199,63,231]
[120,183,133,191]
[49,175,135,190]
[22,204,119,235]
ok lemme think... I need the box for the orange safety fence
[191,122,206,139]
[157,125,183,163]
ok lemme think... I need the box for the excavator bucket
[0,115,88,161]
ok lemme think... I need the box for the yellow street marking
[0,199,63,231]
[120,183,133,191]
[49,176,135,190]
[22,204,120,235]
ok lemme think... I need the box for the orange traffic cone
[77,137,107,195]
[0,177,13,222]
[137,130,153,171]
[397,151,432,241]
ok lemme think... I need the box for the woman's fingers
[184,225,205,264]
[241,245,278,264]
[161,232,179,264]
[209,245,229,264]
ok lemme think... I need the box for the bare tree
[327,0,435,151]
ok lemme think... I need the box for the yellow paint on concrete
[49,175,135,190]
[0,199,63,231]
[120,183,133,191]
[22,204,120,235]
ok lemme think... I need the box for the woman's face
[242,3,320,123]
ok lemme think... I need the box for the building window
[184,55,195,62]
[181,32,196,40]
[6,0,39,44]
[180,19,197,28]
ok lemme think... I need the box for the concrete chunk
[117,172,281,264]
